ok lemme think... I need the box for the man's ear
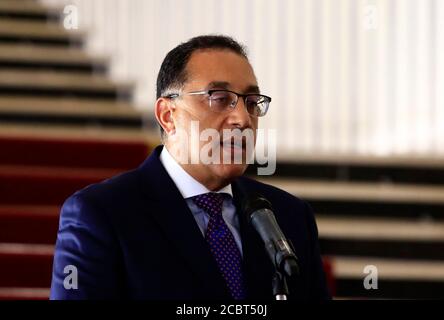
[154,97,176,135]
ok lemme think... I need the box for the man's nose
[227,98,252,129]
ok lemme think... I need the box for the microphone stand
[272,270,289,300]
[272,240,298,300]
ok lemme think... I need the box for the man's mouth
[220,137,246,151]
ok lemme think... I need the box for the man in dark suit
[50,35,330,300]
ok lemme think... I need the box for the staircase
[250,154,444,299]
[0,0,152,128]
[0,0,157,299]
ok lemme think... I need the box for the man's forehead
[206,81,260,93]
[185,50,258,90]
[182,80,260,94]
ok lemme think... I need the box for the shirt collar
[159,145,233,199]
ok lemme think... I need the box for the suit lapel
[136,146,230,299]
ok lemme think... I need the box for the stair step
[0,43,107,73]
[0,134,150,169]
[0,205,59,244]
[318,216,444,259]
[248,153,444,185]
[0,96,146,128]
[0,69,132,100]
[332,256,444,298]
[277,151,444,168]
[317,216,444,260]
[0,0,57,21]
[260,179,444,219]
[0,123,160,144]
[0,165,120,205]
[0,18,82,46]
[259,179,444,204]
[0,287,50,300]
[0,243,53,288]
[0,96,138,114]
[317,216,444,241]
[321,238,444,261]
[316,214,444,260]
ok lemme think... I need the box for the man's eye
[211,93,228,99]
[212,96,228,102]
[247,100,258,107]
[246,96,261,106]
[210,94,230,104]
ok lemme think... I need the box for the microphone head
[243,192,300,278]
[242,193,273,220]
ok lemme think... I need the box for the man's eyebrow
[206,81,230,89]
[206,82,261,93]
[245,85,260,94]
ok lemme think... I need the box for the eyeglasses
[165,89,271,117]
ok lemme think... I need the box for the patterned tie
[192,192,246,300]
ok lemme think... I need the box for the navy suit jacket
[50,145,330,300]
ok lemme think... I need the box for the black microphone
[243,194,299,277]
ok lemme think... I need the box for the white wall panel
[40,0,444,157]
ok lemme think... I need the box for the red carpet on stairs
[0,288,51,301]
[0,164,121,205]
[0,244,53,288]
[0,134,152,299]
[0,206,59,244]
[0,136,151,170]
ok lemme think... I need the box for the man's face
[167,49,259,190]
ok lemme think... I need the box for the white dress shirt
[159,146,243,255]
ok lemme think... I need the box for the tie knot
[192,192,226,216]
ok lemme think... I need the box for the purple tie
[192,192,246,300]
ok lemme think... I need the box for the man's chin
[211,163,248,181]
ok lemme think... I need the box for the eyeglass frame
[164,89,272,117]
